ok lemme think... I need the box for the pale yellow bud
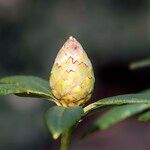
[50,36,95,107]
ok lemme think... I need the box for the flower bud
[50,36,95,107]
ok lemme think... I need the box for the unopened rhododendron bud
[50,36,95,107]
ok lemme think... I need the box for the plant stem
[60,128,72,150]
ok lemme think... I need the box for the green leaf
[0,84,25,95]
[84,94,150,114]
[129,58,150,70]
[45,106,83,139]
[138,110,150,121]
[0,75,54,100]
[95,104,150,129]
[83,104,150,137]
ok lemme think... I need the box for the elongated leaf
[84,94,150,114]
[45,106,83,139]
[0,84,25,95]
[95,104,150,129]
[129,59,150,70]
[138,110,150,121]
[0,76,54,99]
[83,104,150,137]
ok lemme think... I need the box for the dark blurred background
[0,0,150,150]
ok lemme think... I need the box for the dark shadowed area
[0,0,150,150]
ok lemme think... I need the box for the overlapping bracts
[50,36,95,107]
